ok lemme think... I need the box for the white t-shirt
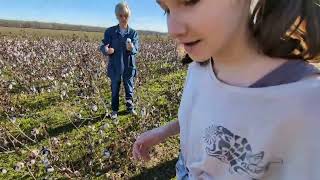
[178,61,320,180]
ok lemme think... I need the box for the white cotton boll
[66,141,72,147]
[31,86,37,93]
[102,123,110,130]
[61,90,67,97]
[46,166,54,173]
[14,162,24,172]
[91,104,98,112]
[31,128,39,137]
[99,130,104,136]
[10,116,17,123]
[3,140,8,146]
[47,76,54,81]
[113,118,119,125]
[76,113,82,119]
[105,45,109,52]
[29,159,36,165]
[88,125,95,131]
[74,171,81,176]
[52,137,59,146]
[1,168,7,174]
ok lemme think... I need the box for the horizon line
[0,18,168,33]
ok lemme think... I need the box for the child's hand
[107,47,115,55]
[126,42,134,51]
[132,128,164,161]
[126,38,134,51]
[105,44,114,55]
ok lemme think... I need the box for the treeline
[0,19,105,32]
[0,19,166,35]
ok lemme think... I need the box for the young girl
[133,0,320,179]
[100,2,139,119]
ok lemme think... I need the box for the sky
[0,0,168,32]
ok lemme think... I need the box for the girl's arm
[158,119,180,141]
[99,28,112,56]
[128,30,139,55]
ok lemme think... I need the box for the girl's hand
[132,128,165,161]
[126,42,134,51]
[107,47,115,55]
[105,44,114,55]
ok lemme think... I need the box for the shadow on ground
[130,157,178,180]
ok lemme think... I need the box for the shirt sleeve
[280,102,320,180]
[129,30,139,55]
[100,28,112,56]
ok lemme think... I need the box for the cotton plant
[0,31,182,178]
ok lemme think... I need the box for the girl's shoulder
[250,60,320,88]
[105,25,119,34]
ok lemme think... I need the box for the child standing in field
[133,0,320,179]
[100,2,139,119]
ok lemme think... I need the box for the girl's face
[117,10,130,27]
[156,0,251,62]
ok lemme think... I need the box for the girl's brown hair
[250,0,320,62]
[183,0,320,64]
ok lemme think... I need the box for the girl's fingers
[133,142,146,160]
[133,144,151,161]
[132,146,138,160]
[132,143,141,160]
[139,146,150,161]
[133,134,153,161]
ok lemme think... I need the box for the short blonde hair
[115,2,131,17]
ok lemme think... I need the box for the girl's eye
[161,0,200,16]
[163,9,170,16]
[182,0,200,6]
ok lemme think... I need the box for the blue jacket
[100,25,139,81]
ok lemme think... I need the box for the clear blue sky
[0,0,168,32]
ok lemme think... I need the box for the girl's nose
[167,15,187,40]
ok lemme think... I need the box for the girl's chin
[188,53,211,62]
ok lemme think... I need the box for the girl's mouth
[183,40,201,52]
[184,40,201,46]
